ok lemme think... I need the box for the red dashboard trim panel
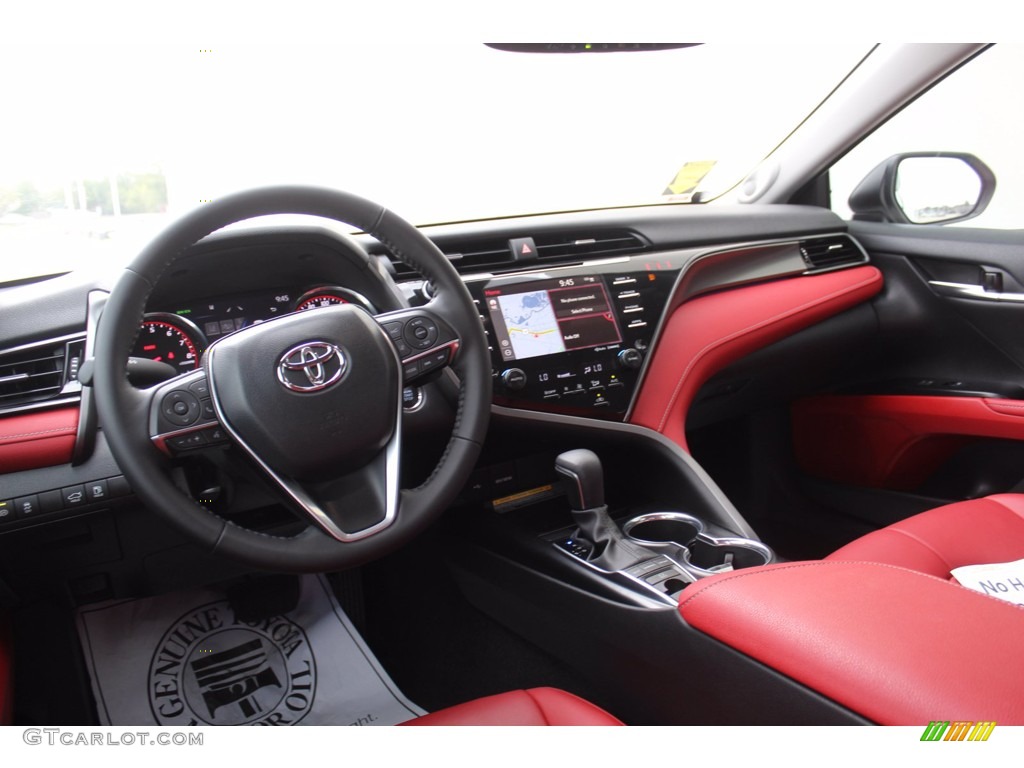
[629,266,884,451]
[0,406,79,474]
[792,394,1024,490]
[679,560,1024,725]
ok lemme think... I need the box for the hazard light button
[508,237,538,262]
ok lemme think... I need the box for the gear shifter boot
[570,503,655,571]
[556,449,650,571]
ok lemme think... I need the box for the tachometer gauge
[293,286,376,314]
[132,313,207,373]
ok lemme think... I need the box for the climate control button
[617,348,643,370]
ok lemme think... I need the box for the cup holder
[623,512,772,577]
[622,512,703,548]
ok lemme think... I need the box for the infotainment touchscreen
[484,275,622,362]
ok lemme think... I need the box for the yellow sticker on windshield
[663,160,717,199]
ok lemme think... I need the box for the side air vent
[0,336,84,411]
[800,235,868,272]
[378,229,649,279]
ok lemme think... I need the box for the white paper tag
[950,557,1024,607]
[77,574,425,726]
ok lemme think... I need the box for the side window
[829,44,1024,229]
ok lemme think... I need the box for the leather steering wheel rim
[93,186,490,572]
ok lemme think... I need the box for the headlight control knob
[501,368,527,391]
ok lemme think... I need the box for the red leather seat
[677,494,1024,724]
[826,493,1024,577]
[399,687,623,726]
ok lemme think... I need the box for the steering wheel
[93,187,491,572]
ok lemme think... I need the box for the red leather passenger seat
[400,687,623,726]
[826,493,1024,578]
[678,494,1024,724]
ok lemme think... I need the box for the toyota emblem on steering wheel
[276,341,347,392]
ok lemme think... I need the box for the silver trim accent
[0,331,88,359]
[622,511,774,579]
[623,511,705,543]
[276,341,347,392]
[928,280,1024,303]
[206,329,402,544]
[550,542,682,608]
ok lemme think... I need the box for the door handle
[928,280,1024,303]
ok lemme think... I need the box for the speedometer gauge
[132,313,207,373]
[293,286,376,314]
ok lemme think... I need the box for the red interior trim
[629,266,883,451]
[400,687,624,726]
[0,406,79,474]
[792,394,1024,490]
[679,560,1024,725]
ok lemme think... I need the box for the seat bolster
[827,494,1024,577]
[399,687,623,726]
[678,561,1024,725]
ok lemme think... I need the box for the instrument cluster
[131,285,377,373]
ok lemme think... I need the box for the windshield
[1,43,870,282]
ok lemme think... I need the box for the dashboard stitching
[654,270,882,433]
[0,426,78,442]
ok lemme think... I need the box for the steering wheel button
[382,321,404,339]
[167,431,208,452]
[188,378,210,398]
[201,399,217,420]
[161,390,202,427]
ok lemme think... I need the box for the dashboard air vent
[800,235,868,272]
[0,337,83,410]
[534,230,649,261]
[377,229,649,280]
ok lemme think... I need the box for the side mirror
[848,152,996,225]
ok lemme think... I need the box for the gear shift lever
[555,449,649,570]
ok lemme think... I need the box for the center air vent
[0,336,83,411]
[378,229,649,280]
[800,235,868,272]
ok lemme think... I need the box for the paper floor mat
[76,574,424,726]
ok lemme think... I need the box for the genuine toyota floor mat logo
[147,601,316,726]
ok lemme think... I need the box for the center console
[547,448,774,606]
